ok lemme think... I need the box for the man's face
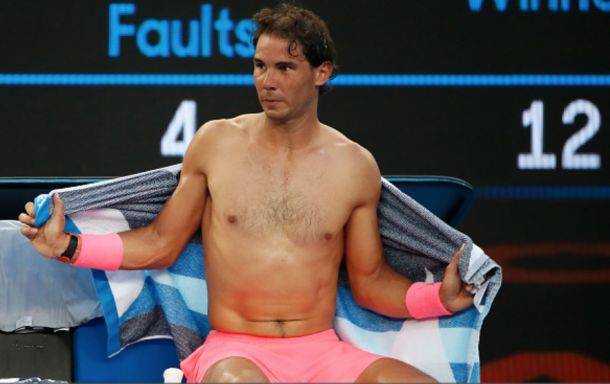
[253,34,324,123]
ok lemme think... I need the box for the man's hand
[19,193,71,260]
[439,244,475,313]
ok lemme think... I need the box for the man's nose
[263,69,277,90]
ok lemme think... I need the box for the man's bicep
[344,198,385,283]
[153,120,220,232]
[343,148,385,281]
[153,168,207,237]
[151,130,209,247]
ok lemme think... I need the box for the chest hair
[233,148,328,243]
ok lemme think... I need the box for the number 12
[518,99,601,170]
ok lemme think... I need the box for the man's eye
[284,66,291,71]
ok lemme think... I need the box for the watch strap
[58,232,78,263]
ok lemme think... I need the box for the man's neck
[258,111,321,153]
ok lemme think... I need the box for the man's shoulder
[187,113,259,151]
[196,113,259,138]
[320,126,381,204]
[322,125,378,174]
[183,114,259,170]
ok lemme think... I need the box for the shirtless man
[19,4,475,383]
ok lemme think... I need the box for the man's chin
[262,108,290,122]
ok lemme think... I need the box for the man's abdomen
[202,227,342,337]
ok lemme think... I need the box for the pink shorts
[180,329,384,382]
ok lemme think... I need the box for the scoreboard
[0,0,608,190]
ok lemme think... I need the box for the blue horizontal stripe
[0,74,253,86]
[476,186,610,200]
[1,74,610,86]
[333,74,610,87]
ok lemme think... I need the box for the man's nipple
[227,215,237,224]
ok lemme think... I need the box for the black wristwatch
[58,232,78,263]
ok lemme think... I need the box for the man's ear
[314,61,333,87]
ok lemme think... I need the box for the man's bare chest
[206,149,352,243]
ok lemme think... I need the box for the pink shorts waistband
[206,328,339,345]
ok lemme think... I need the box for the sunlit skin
[18,34,474,383]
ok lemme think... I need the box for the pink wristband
[72,233,124,271]
[406,282,454,319]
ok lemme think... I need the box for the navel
[227,215,237,224]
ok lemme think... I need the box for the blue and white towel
[33,164,501,383]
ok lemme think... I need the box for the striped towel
[33,164,501,383]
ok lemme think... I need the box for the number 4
[160,100,197,157]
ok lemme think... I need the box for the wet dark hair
[252,3,338,94]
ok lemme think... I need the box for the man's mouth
[262,99,282,106]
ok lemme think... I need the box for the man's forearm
[115,225,184,270]
[352,246,476,319]
[352,264,414,318]
[63,225,182,271]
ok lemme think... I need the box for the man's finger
[18,213,36,226]
[446,243,465,274]
[51,193,64,219]
[25,202,36,217]
[20,225,38,240]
